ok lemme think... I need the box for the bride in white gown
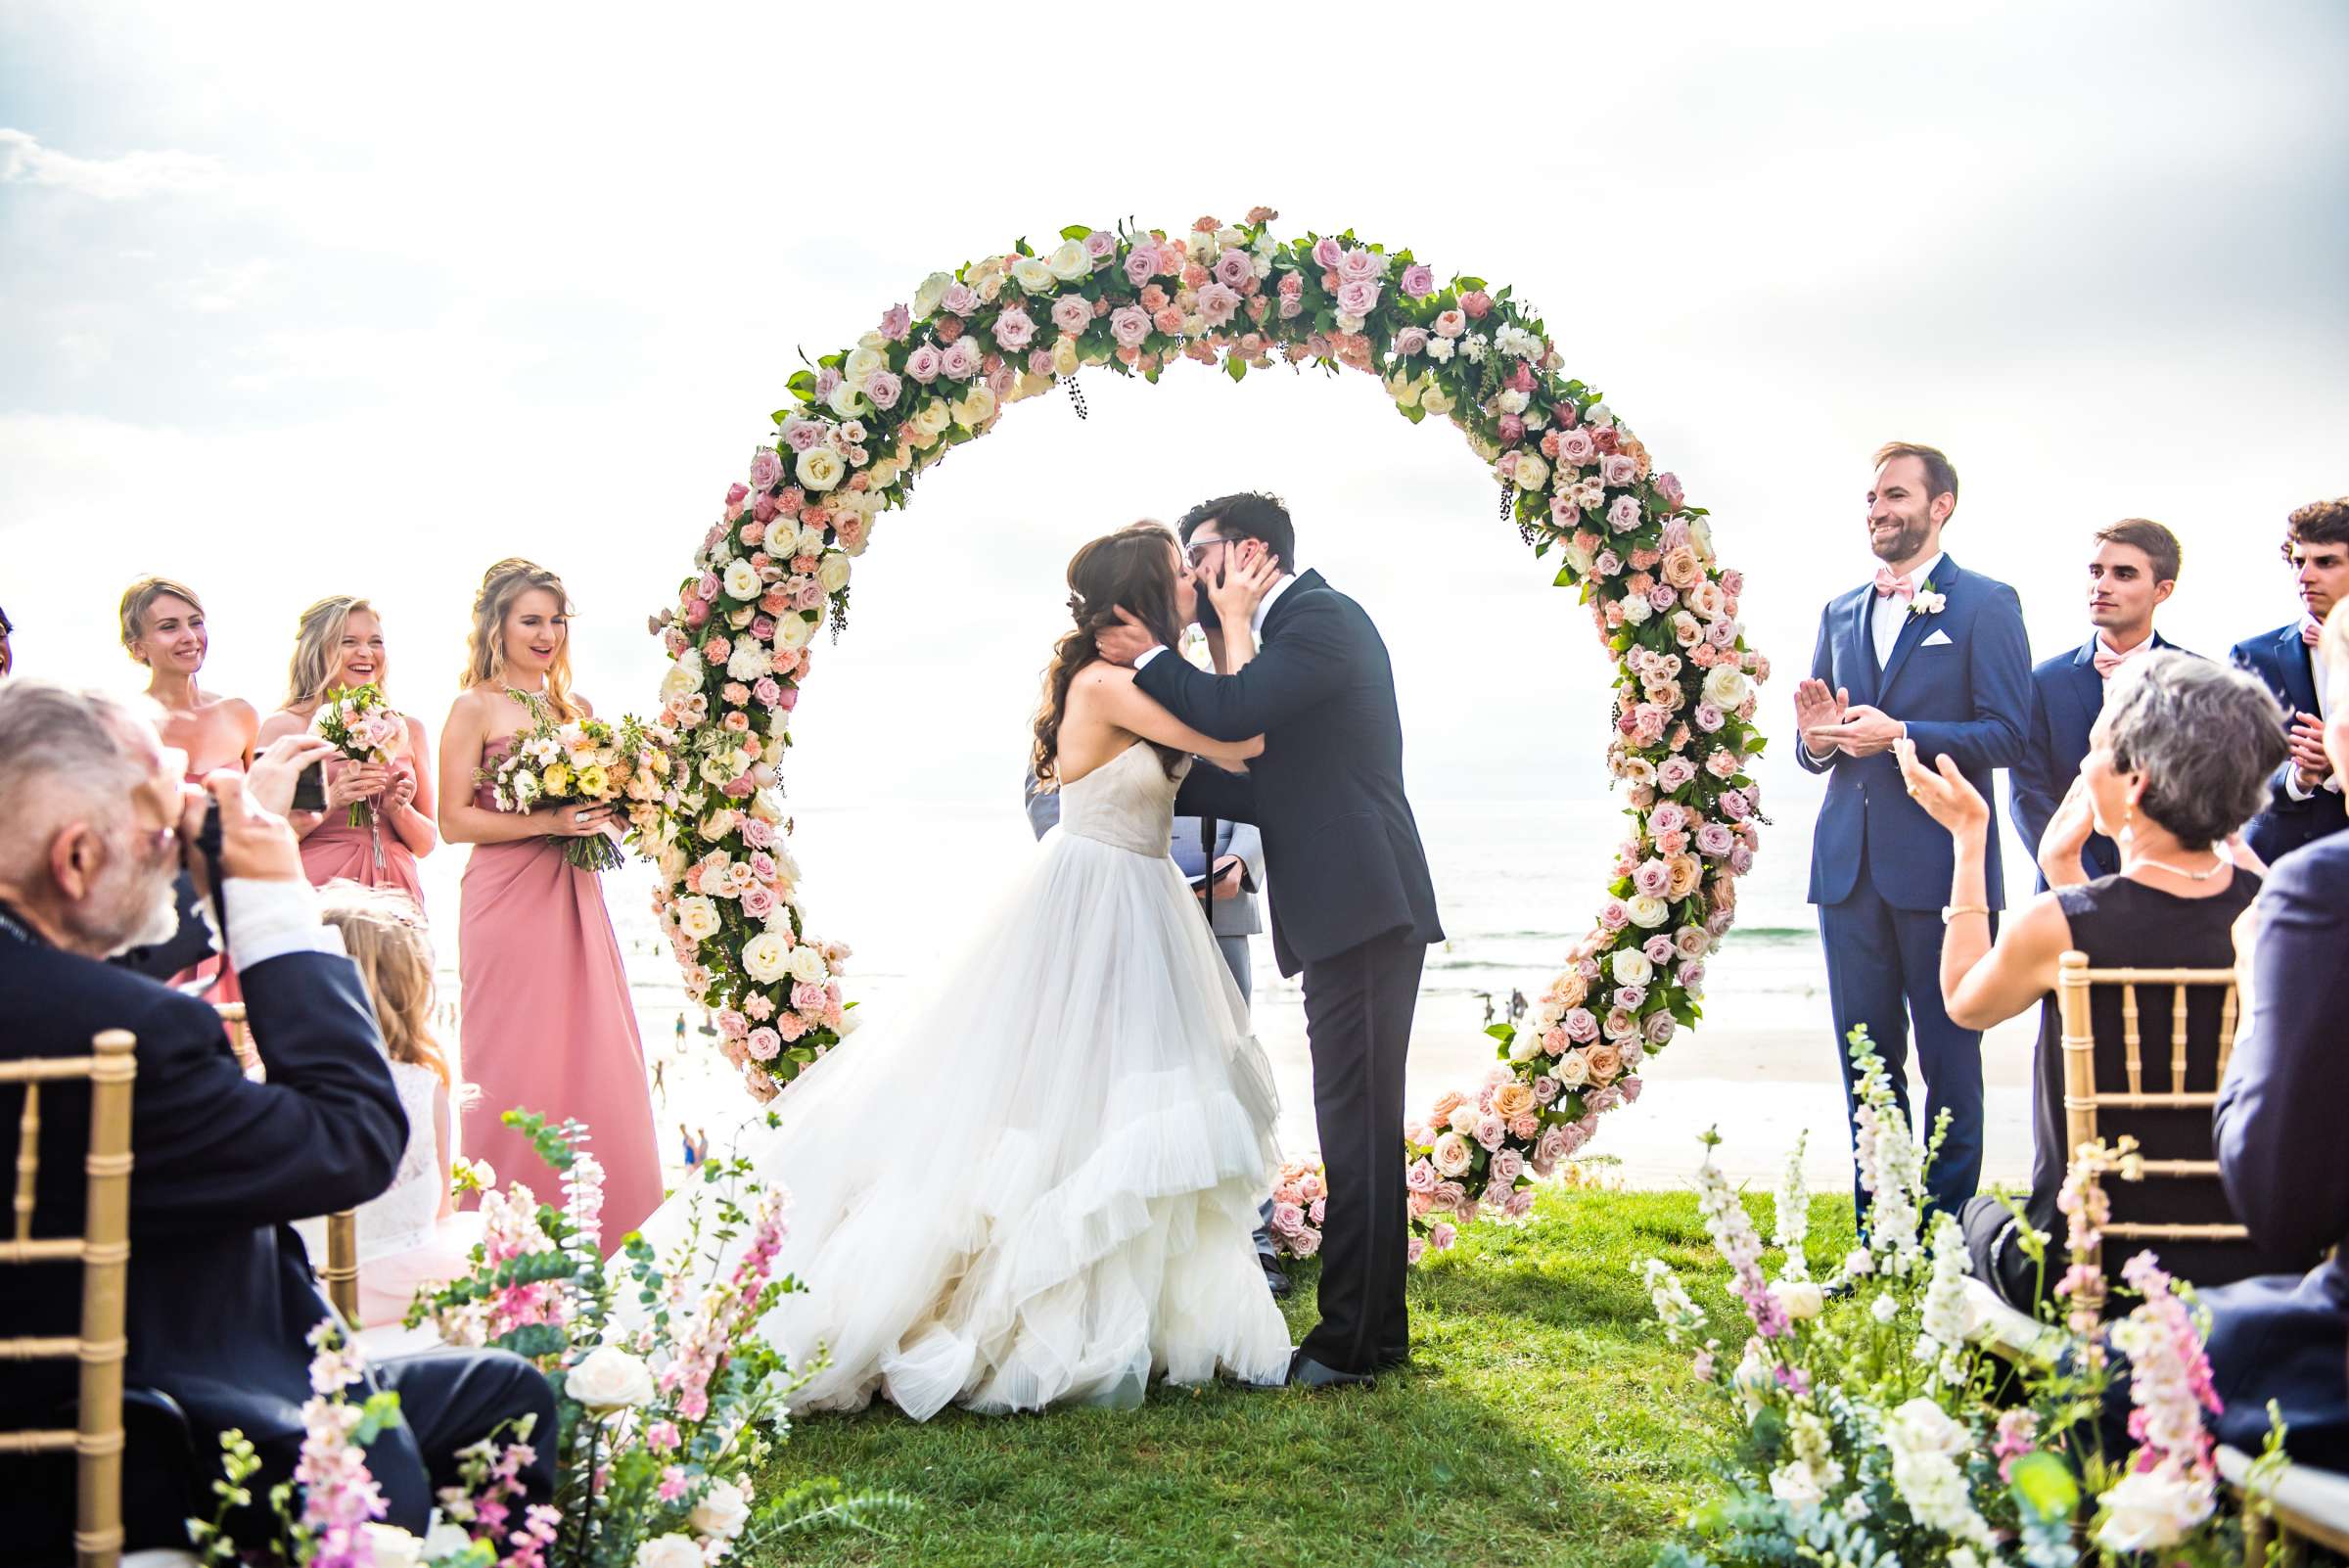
[636,522,1292,1417]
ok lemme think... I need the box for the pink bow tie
[2305,618,2325,648]
[1873,567,1915,601]
[2093,643,2132,678]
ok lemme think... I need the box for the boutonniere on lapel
[1909,577,1948,618]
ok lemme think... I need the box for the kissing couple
[635,492,1442,1416]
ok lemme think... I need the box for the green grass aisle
[751,1184,1861,1568]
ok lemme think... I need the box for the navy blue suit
[2231,623,2345,863]
[2195,834,2349,1465]
[2007,633,2192,890]
[1801,554,2032,1216]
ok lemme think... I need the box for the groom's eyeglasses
[1185,539,1232,567]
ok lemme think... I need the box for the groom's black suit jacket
[1137,569,1442,977]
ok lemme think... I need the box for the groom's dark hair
[1178,491,1295,573]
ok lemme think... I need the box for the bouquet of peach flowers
[486,698,676,871]
[312,682,405,829]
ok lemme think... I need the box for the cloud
[0,126,224,201]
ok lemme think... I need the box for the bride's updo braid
[1031,522,1188,789]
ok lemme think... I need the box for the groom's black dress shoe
[1286,1349,1374,1390]
[1261,1256,1292,1298]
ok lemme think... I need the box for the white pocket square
[1920,628,1955,648]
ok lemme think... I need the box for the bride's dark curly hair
[1031,522,1187,790]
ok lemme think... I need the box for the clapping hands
[1893,737,1991,838]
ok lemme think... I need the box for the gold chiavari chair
[1,1030,137,1568]
[2055,951,2246,1317]
[212,1004,361,1322]
[2224,1442,2349,1566]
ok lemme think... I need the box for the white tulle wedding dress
[637,740,1291,1418]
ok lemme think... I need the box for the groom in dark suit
[2008,519,2192,889]
[2230,496,2349,863]
[1097,492,1441,1387]
[1796,443,2031,1220]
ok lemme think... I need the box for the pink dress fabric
[299,757,430,914]
[456,737,664,1237]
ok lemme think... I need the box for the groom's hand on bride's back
[1095,607,1159,669]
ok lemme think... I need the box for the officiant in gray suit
[1023,767,1286,1293]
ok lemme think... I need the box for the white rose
[422,1521,474,1560]
[675,896,721,943]
[843,346,884,384]
[1769,1280,1825,1320]
[750,786,785,823]
[722,560,761,601]
[824,379,866,418]
[815,551,852,595]
[1626,894,1670,929]
[1507,1028,1542,1062]
[1511,453,1549,492]
[656,841,689,886]
[700,807,736,841]
[1496,388,1530,415]
[950,386,998,428]
[1045,239,1091,281]
[911,399,951,437]
[1687,514,1716,562]
[787,944,828,985]
[689,1477,752,1541]
[741,931,792,985]
[2095,1468,2212,1553]
[775,613,816,652]
[796,446,845,491]
[1610,949,1653,987]
[660,659,703,702]
[364,1524,424,1568]
[783,523,818,558]
[1555,1049,1590,1087]
[1012,255,1056,295]
[566,1345,656,1412]
[634,1535,703,1568]
[838,1004,861,1034]
[1560,540,1594,578]
[911,271,952,319]
[1418,385,1454,416]
[1620,593,1654,625]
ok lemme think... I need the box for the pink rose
[1696,822,1736,856]
[1607,494,1643,532]
[1603,452,1638,487]
[1429,1222,1457,1251]
[746,1027,781,1061]
[1084,229,1117,259]
[1405,1158,1438,1193]
[1400,262,1435,299]
[1050,295,1091,337]
[715,1008,748,1039]
[1490,1148,1525,1185]
[1633,858,1670,898]
[1557,429,1596,465]
[1197,282,1241,326]
[1394,325,1429,356]
[1108,305,1151,347]
[1407,1236,1428,1265]
[1642,934,1676,966]
[1311,235,1343,269]
[1334,279,1379,317]
[741,884,777,919]
[879,302,912,341]
[1459,289,1493,318]
[992,307,1037,350]
[748,450,783,490]
[1598,899,1631,931]
[941,338,981,381]
[942,282,979,315]
[1432,307,1467,338]
[1123,245,1160,287]
[864,371,902,410]
[1563,1007,1600,1043]
[1214,250,1253,289]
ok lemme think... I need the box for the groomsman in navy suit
[1797,442,2032,1218]
[2008,520,2191,888]
[2232,497,2349,863]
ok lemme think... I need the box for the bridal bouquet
[1642,1026,2270,1567]
[486,704,677,871]
[313,682,405,829]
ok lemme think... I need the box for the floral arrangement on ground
[1639,1026,2281,1566]
[644,209,1768,1258]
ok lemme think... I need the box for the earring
[2119,800,2137,847]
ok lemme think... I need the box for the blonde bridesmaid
[120,576,255,1009]
[438,559,663,1236]
[257,596,437,911]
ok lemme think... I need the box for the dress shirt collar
[1252,572,1299,637]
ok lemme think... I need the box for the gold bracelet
[1941,904,1992,924]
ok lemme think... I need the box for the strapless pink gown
[299,757,429,915]
[456,738,663,1237]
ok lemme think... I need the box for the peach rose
[1587,1044,1622,1083]
[1492,1083,1537,1121]
[1666,854,1703,899]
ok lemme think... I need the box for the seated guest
[2009,519,2191,889]
[0,681,553,1557]
[2196,600,2349,1466]
[294,883,484,1328]
[1892,655,2311,1308]
[2234,496,2348,861]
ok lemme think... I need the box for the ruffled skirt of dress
[635,827,1289,1419]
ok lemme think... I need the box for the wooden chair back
[214,1003,361,1320]
[0,1030,138,1568]
[2056,951,2245,1314]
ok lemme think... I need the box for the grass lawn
[750,1181,1860,1568]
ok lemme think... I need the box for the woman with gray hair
[1894,652,2309,1307]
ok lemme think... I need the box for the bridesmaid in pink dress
[257,596,436,911]
[437,559,664,1238]
[120,576,257,1014]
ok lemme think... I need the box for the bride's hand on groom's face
[1094,608,1157,668]
[1207,550,1279,625]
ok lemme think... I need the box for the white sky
[3,0,2345,834]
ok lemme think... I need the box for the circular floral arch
[647,210,1771,1255]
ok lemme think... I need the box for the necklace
[2129,851,2230,882]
